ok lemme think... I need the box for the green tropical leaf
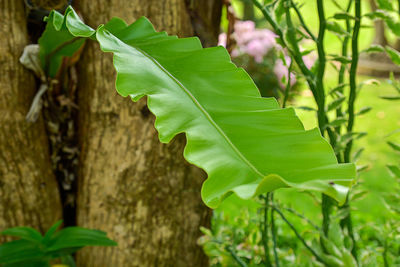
[40,7,355,208]
[38,7,94,77]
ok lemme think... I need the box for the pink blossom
[230,20,278,61]
[234,20,255,34]
[246,39,267,63]
[302,54,316,69]
[274,57,296,88]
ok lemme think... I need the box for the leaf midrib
[130,42,264,179]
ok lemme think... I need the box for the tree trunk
[0,0,61,237]
[74,1,221,266]
[369,0,388,46]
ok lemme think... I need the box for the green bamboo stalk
[315,0,327,134]
[342,0,361,261]
[344,0,361,163]
[335,0,353,163]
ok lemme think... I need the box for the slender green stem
[45,37,82,76]
[344,0,361,163]
[252,0,316,89]
[282,60,294,108]
[291,0,317,41]
[343,0,361,261]
[315,0,327,134]
[321,194,334,236]
[383,240,389,267]
[261,194,272,267]
[315,0,337,247]
[226,246,248,267]
[251,0,285,44]
[270,194,279,267]
[283,1,317,95]
[279,206,321,231]
[272,206,327,265]
[335,0,353,163]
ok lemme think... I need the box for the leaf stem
[291,0,317,41]
[226,245,248,267]
[279,206,321,231]
[270,194,279,267]
[383,240,389,267]
[272,206,326,265]
[260,194,273,267]
[282,60,293,108]
[44,37,82,76]
[283,1,317,96]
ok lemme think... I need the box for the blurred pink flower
[246,39,267,62]
[274,57,296,88]
[302,54,316,69]
[228,20,278,61]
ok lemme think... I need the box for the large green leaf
[40,7,356,208]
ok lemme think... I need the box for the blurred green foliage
[204,0,400,266]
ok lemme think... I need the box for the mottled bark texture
[0,0,61,237]
[74,1,221,266]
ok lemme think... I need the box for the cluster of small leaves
[199,201,358,267]
[0,221,116,267]
[199,210,266,266]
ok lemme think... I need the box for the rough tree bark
[74,1,222,266]
[0,0,61,237]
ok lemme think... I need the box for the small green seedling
[0,221,117,267]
